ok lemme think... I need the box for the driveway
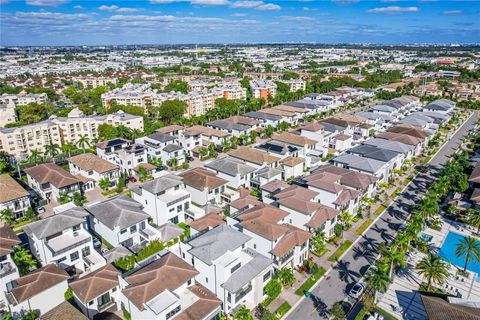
[285,112,479,320]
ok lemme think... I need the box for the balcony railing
[46,236,91,256]
[97,299,115,313]
[0,262,16,278]
[273,250,294,266]
[234,283,252,303]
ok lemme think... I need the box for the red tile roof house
[6,264,69,319]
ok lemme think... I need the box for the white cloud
[367,6,419,14]
[279,15,314,21]
[26,0,69,6]
[150,0,229,5]
[232,13,247,16]
[1,0,11,4]
[230,1,280,10]
[331,0,359,5]
[73,5,84,9]
[442,10,463,15]
[99,5,141,12]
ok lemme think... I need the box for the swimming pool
[438,231,480,276]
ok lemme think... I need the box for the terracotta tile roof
[228,147,280,165]
[0,174,29,204]
[273,105,308,114]
[133,162,157,172]
[280,157,305,167]
[11,264,69,303]
[334,133,352,141]
[277,197,323,215]
[0,225,21,256]
[314,165,377,190]
[275,185,318,201]
[376,131,423,146]
[189,213,225,232]
[155,124,185,134]
[469,162,480,184]
[271,224,311,258]
[421,295,480,320]
[24,163,81,189]
[260,179,290,193]
[333,188,361,206]
[180,167,228,191]
[337,114,368,125]
[387,124,429,139]
[237,204,290,240]
[305,206,340,229]
[229,195,262,210]
[258,108,295,117]
[122,253,198,311]
[40,301,87,320]
[173,284,222,320]
[304,172,344,193]
[226,116,259,126]
[70,264,119,304]
[471,188,480,203]
[69,153,119,174]
[272,132,316,146]
[301,122,324,132]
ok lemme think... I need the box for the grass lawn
[328,240,353,262]
[374,201,390,216]
[374,306,399,320]
[294,267,326,296]
[311,247,328,258]
[354,307,368,320]
[274,302,292,318]
[354,218,373,237]
[403,174,414,185]
[389,187,403,199]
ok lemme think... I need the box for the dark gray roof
[347,144,400,162]
[356,111,394,122]
[286,99,329,110]
[256,141,298,156]
[363,138,414,154]
[332,154,386,174]
[85,195,148,230]
[24,207,89,239]
[244,111,281,122]
[187,224,251,265]
[147,132,175,143]
[163,144,183,153]
[134,174,183,194]
[205,157,256,176]
[372,104,396,113]
[221,250,272,293]
[425,99,455,112]
[208,119,251,132]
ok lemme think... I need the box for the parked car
[364,265,377,276]
[158,165,168,171]
[36,207,45,214]
[186,156,194,162]
[92,237,102,249]
[349,283,365,299]
[126,176,137,183]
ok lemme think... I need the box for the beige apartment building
[0,91,48,106]
[0,108,143,159]
[74,76,118,88]
[0,103,18,128]
[222,86,247,100]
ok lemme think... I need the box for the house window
[120,229,127,234]
[187,279,192,286]
[73,225,80,232]
[227,292,231,303]
[82,247,90,257]
[184,202,189,210]
[205,277,208,283]
[130,225,137,233]
[70,251,79,261]
[230,262,241,274]
[140,221,146,230]
[88,300,94,306]
[254,244,256,249]
[263,271,271,282]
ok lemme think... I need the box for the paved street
[285,112,479,320]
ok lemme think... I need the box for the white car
[349,283,365,299]
[36,207,45,214]
[92,237,102,249]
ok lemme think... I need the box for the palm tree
[13,246,37,275]
[230,136,239,149]
[28,149,43,165]
[239,134,248,145]
[339,210,353,230]
[365,268,390,303]
[76,134,90,153]
[416,253,450,291]
[380,244,406,279]
[264,125,275,138]
[137,166,149,182]
[311,232,326,253]
[61,142,76,158]
[221,140,230,152]
[466,209,480,234]
[248,130,257,144]
[277,268,295,287]
[199,147,208,160]
[168,157,178,169]
[233,305,252,320]
[98,177,110,191]
[455,235,480,272]
[44,141,60,161]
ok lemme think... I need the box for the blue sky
[0,0,479,46]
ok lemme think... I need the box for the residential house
[331,153,390,183]
[347,144,404,174]
[423,99,455,115]
[24,163,82,202]
[179,168,228,206]
[227,147,280,169]
[243,112,281,129]
[68,153,120,191]
[0,174,30,219]
[130,174,192,225]
[86,195,159,250]
[189,213,226,236]
[179,224,272,314]
[250,167,283,190]
[363,138,415,161]
[96,139,148,176]
[23,207,105,273]
[136,132,185,165]
[119,252,222,320]
[280,157,305,180]
[271,132,318,159]
[204,157,256,189]
[0,225,21,308]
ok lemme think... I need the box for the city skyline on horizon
[0,0,479,46]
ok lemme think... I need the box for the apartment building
[74,76,118,88]
[0,103,17,128]
[249,80,277,101]
[25,163,83,202]
[0,174,31,219]
[23,206,105,273]
[86,195,159,249]
[283,79,306,92]
[0,225,21,308]
[222,85,247,100]
[0,91,47,106]
[119,252,222,320]
[130,174,192,225]
[179,224,273,314]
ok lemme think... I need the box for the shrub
[264,278,282,301]
[114,255,135,272]
[274,302,291,318]
[137,240,165,262]
[328,240,353,262]
[64,287,74,302]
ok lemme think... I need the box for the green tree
[13,245,37,275]
[61,142,76,158]
[72,192,85,206]
[163,80,189,94]
[167,157,178,169]
[277,268,295,287]
[380,244,406,279]
[330,302,345,320]
[76,134,90,153]
[199,147,208,160]
[264,278,282,298]
[28,149,43,165]
[58,192,70,204]
[137,166,149,182]
[339,210,353,230]
[99,177,110,191]
[0,209,14,225]
[249,130,257,144]
[365,267,390,303]
[416,253,450,291]
[277,121,289,132]
[455,235,480,272]
[158,100,186,121]
[233,305,252,320]
[311,232,326,253]
[264,125,275,138]
[466,209,480,234]
[44,141,60,161]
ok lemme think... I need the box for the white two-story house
[68,153,120,191]
[179,167,228,206]
[204,157,256,189]
[0,225,21,308]
[0,174,31,219]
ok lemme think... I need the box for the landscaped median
[294,266,326,296]
[327,240,353,262]
[373,200,391,216]
[354,218,374,237]
[274,302,292,318]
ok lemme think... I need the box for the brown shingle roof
[271,224,311,258]
[275,185,318,201]
[189,213,225,232]
[69,153,119,174]
[24,163,81,189]
[387,124,429,139]
[272,132,316,146]
[179,167,228,191]
[237,204,290,240]
[376,131,423,146]
[70,264,119,304]
[228,147,280,165]
[40,301,87,320]
[0,174,29,204]
[173,284,222,320]
[469,162,480,184]
[122,253,198,311]
[421,295,480,320]
[280,157,305,167]
[306,206,340,229]
[11,264,69,303]
[0,225,21,256]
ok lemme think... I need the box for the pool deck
[377,219,480,319]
